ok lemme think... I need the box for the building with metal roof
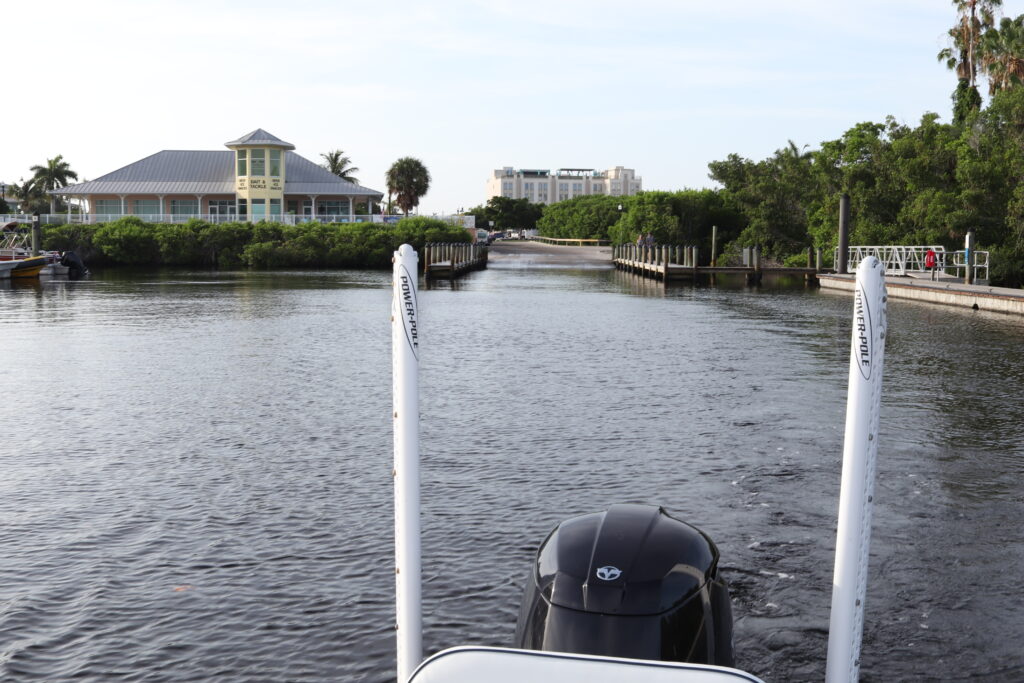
[51,129,384,223]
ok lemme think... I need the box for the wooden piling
[838,193,850,274]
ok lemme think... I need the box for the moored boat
[10,254,48,278]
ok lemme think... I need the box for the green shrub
[42,223,102,261]
[988,244,1024,288]
[154,223,202,265]
[36,217,473,270]
[93,217,161,264]
[198,221,252,268]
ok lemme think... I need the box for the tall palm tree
[981,15,1024,94]
[938,1,1002,86]
[320,150,360,185]
[30,155,79,214]
[385,157,431,216]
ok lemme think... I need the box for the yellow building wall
[231,147,286,206]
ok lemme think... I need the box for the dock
[612,244,824,283]
[423,242,488,280]
[818,273,1024,316]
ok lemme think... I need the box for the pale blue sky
[4,0,1017,214]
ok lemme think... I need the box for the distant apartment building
[486,166,641,205]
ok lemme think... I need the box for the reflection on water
[1,266,1022,681]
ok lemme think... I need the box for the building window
[558,182,569,201]
[237,150,247,176]
[134,199,160,215]
[572,183,582,195]
[287,200,298,215]
[171,199,198,216]
[95,199,122,215]
[270,198,281,216]
[593,184,604,194]
[322,199,350,218]
[251,198,266,220]
[251,149,265,176]
[209,199,235,219]
[238,198,248,218]
[270,150,281,177]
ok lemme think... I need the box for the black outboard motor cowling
[60,250,88,279]
[514,503,734,666]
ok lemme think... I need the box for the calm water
[1,263,1023,682]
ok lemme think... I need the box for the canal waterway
[1,259,1023,682]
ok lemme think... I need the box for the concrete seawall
[818,273,1024,316]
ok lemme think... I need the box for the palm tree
[320,150,360,185]
[30,155,79,214]
[938,1,1002,86]
[7,177,46,214]
[385,157,431,216]
[981,15,1024,94]
[938,1,1002,121]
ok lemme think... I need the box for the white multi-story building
[486,166,642,205]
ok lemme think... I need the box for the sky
[3,0,1020,214]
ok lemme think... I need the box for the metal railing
[1,213,77,225]
[0,213,393,225]
[533,236,610,246]
[949,248,990,283]
[838,245,989,282]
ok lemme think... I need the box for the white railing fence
[836,245,989,282]
[0,213,402,225]
[0,213,479,227]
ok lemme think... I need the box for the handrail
[837,245,989,282]
[532,236,611,246]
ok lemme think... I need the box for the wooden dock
[423,242,488,280]
[612,244,826,284]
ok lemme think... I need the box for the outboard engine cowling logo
[596,565,622,581]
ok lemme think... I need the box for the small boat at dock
[0,221,67,279]
[8,254,48,278]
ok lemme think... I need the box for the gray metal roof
[224,128,296,149]
[52,150,383,198]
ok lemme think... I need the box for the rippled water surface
[2,264,1023,682]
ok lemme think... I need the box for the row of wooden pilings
[612,243,706,267]
[612,243,826,284]
[423,242,488,279]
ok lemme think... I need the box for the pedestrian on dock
[925,248,937,280]
[645,233,654,248]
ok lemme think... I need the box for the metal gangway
[837,245,989,283]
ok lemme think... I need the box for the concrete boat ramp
[487,240,613,268]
